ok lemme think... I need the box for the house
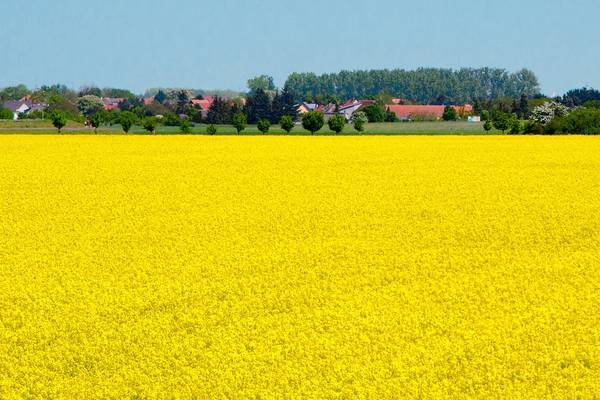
[143,97,155,106]
[101,97,126,111]
[385,104,473,121]
[296,102,319,115]
[3,97,46,120]
[338,99,376,121]
[191,96,214,118]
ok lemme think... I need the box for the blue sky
[1,0,598,95]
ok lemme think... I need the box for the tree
[0,107,13,120]
[232,112,247,134]
[246,88,272,124]
[247,75,276,92]
[206,124,217,135]
[0,84,30,101]
[162,112,181,126]
[509,118,521,134]
[77,95,104,117]
[47,94,81,121]
[279,115,294,133]
[483,120,493,132]
[119,111,136,133]
[90,112,103,133]
[257,118,271,134]
[142,117,159,134]
[176,90,190,115]
[301,111,324,134]
[154,90,167,104]
[271,85,298,122]
[328,114,346,134]
[51,112,67,133]
[206,96,233,124]
[442,106,457,121]
[384,111,400,122]
[493,112,511,133]
[517,93,529,119]
[530,102,569,125]
[180,119,192,134]
[353,111,368,132]
[362,105,385,122]
[78,86,102,97]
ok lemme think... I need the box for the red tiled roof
[143,97,155,105]
[386,104,472,119]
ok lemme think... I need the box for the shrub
[207,124,217,135]
[232,112,247,134]
[90,112,103,133]
[361,105,385,122]
[509,118,521,135]
[384,111,399,122]
[442,106,457,121]
[119,111,137,133]
[142,117,159,134]
[353,111,368,132]
[483,120,493,132]
[492,112,511,134]
[162,112,181,127]
[0,107,13,120]
[51,112,67,132]
[279,115,294,133]
[257,118,271,134]
[548,108,600,134]
[180,119,192,134]
[327,114,346,134]
[301,111,324,135]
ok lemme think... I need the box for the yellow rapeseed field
[1,135,599,399]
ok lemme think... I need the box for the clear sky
[1,0,598,95]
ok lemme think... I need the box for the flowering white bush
[530,101,570,124]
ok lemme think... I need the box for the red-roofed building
[386,104,473,121]
[102,97,126,111]
[191,97,215,118]
[143,97,155,105]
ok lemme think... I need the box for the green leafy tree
[301,111,324,135]
[361,104,385,122]
[0,107,13,119]
[384,111,400,122]
[493,112,511,133]
[328,114,346,134]
[442,106,457,121]
[257,118,271,134]
[483,120,493,132]
[353,111,368,132]
[162,112,181,126]
[247,75,276,92]
[176,90,190,115]
[206,96,233,124]
[279,115,294,133]
[119,111,136,133]
[77,95,104,117]
[154,90,167,104]
[206,124,217,135]
[232,112,247,134]
[142,116,159,134]
[509,118,521,134]
[0,84,30,101]
[180,119,192,134]
[271,85,298,122]
[90,112,103,133]
[246,88,272,123]
[51,112,67,133]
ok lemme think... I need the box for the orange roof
[386,104,472,119]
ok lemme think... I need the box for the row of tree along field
[1,70,600,135]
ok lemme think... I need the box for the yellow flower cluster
[0,135,599,399]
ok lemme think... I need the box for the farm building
[386,104,473,121]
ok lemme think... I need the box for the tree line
[284,68,540,104]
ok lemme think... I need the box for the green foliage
[207,96,234,124]
[442,106,457,121]
[271,85,298,122]
[119,111,136,133]
[176,90,190,115]
[509,118,522,135]
[232,112,248,134]
[301,111,324,135]
[47,95,82,121]
[285,68,540,103]
[206,124,217,135]
[0,84,30,101]
[246,89,271,124]
[90,112,103,133]
[562,87,600,107]
[51,112,67,132]
[547,107,600,134]
[384,111,399,122]
[77,95,104,117]
[180,119,192,134]
[257,118,271,134]
[0,107,13,120]
[327,114,346,134]
[162,112,181,127]
[483,120,493,131]
[154,90,167,104]
[142,117,159,134]
[247,75,276,92]
[279,115,295,133]
[523,120,544,134]
[492,112,511,133]
[362,105,385,123]
[78,86,102,97]
[353,111,368,132]
[101,88,136,100]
